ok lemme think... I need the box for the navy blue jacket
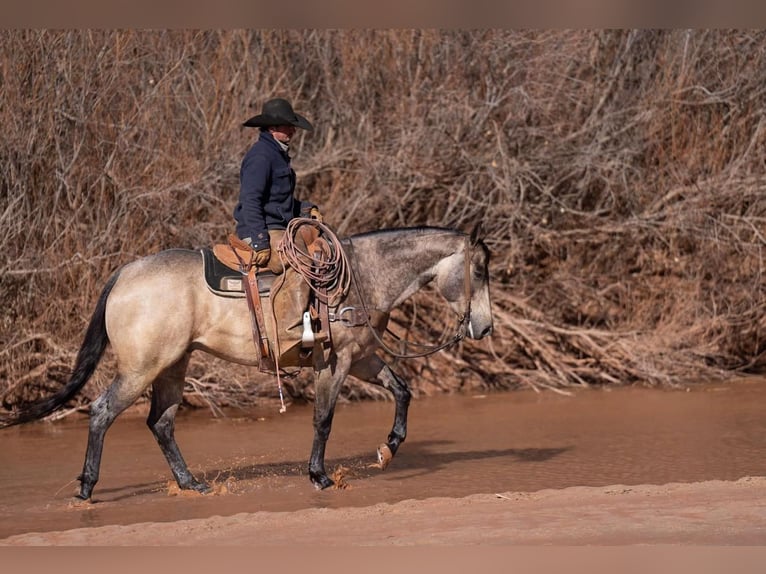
[233,131,314,251]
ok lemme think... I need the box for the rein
[345,234,473,359]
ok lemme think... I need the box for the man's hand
[309,207,323,223]
[253,248,271,266]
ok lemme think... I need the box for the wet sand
[4,477,765,545]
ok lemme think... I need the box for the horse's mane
[348,226,465,241]
[345,226,490,262]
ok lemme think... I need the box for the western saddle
[204,226,333,372]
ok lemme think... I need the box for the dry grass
[1,30,764,413]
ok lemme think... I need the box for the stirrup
[301,311,314,347]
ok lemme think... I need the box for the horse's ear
[469,221,483,245]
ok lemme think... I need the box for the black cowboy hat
[242,98,314,131]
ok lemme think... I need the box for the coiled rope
[277,217,351,306]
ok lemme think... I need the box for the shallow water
[1,378,766,539]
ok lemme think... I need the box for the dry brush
[1,30,764,414]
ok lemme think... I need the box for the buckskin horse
[1,223,493,499]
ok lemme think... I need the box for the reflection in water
[1,378,765,538]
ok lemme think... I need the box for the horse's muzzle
[468,321,493,340]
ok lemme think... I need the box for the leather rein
[345,234,473,359]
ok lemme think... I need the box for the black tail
[0,270,121,428]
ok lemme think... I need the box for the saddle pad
[201,248,275,298]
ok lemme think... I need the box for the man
[233,97,321,359]
[234,97,320,274]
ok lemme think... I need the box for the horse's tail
[0,270,121,428]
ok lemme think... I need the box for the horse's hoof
[76,485,94,501]
[190,481,212,494]
[310,472,335,490]
[376,443,393,470]
[71,494,92,505]
[177,477,212,494]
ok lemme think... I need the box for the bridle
[345,234,474,359]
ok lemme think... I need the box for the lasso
[277,217,351,308]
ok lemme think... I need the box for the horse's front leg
[350,355,411,470]
[309,351,351,489]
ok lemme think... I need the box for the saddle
[202,230,332,370]
[202,244,275,297]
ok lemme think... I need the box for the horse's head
[436,226,494,340]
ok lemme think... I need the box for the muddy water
[2,378,766,539]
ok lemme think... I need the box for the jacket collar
[260,131,290,158]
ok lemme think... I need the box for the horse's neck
[349,230,464,311]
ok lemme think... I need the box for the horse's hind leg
[146,353,210,493]
[78,372,152,500]
[350,356,411,470]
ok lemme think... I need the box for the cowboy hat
[242,98,314,131]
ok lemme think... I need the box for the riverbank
[3,477,765,545]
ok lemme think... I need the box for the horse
[0,225,493,500]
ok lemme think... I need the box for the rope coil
[277,218,351,306]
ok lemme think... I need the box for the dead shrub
[1,30,764,414]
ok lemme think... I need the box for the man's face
[269,125,296,144]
